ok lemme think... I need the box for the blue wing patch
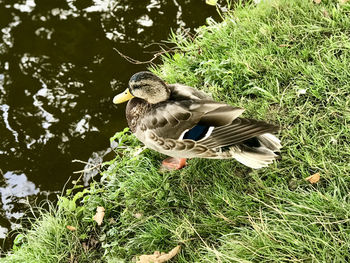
[183,125,210,141]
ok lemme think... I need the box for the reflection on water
[0,171,39,220]
[1,104,19,142]
[0,0,220,249]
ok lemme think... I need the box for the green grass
[0,203,101,262]
[2,0,350,262]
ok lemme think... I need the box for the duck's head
[113,71,170,104]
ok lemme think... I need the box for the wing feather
[140,100,245,140]
[199,118,279,148]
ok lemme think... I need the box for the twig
[72,159,91,165]
[143,46,177,55]
[73,163,102,174]
[113,46,177,65]
[72,159,102,174]
[143,42,172,49]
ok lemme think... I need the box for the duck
[113,71,281,170]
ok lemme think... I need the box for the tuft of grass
[0,203,100,262]
[2,0,350,262]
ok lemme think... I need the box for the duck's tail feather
[257,133,282,152]
[231,133,282,169]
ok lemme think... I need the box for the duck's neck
[125,98,151,133]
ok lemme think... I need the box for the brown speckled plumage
[126,98,151,133]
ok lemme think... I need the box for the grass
[2,0,350,262]
[0,203,101,262]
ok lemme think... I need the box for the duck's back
[168,84,213,101]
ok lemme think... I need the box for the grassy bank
[2,0,350,262]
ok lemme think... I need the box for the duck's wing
[137,100,280,165]
[137,100,244,141]
[193,119,281,169]
[196,118,279,148]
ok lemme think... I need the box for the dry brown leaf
[66,225,77,231]
[314,0,321,4]
[93,206,105,226]
[339,0,349,4]
[305,172,320,184]
[137,246,181,263]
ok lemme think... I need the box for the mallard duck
[113,71,281,170]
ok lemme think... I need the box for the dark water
[0,0,220,249]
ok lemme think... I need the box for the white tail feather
[257,133,282,151]
[231,133,282,169]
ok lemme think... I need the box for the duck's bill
[113,88,134,104]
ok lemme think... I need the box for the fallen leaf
[314,0,321,4]
[93,206,105,226]
[305,172,320,184]
[66,225,77,231]
[137,246,181,263]
[339,0,349,4]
